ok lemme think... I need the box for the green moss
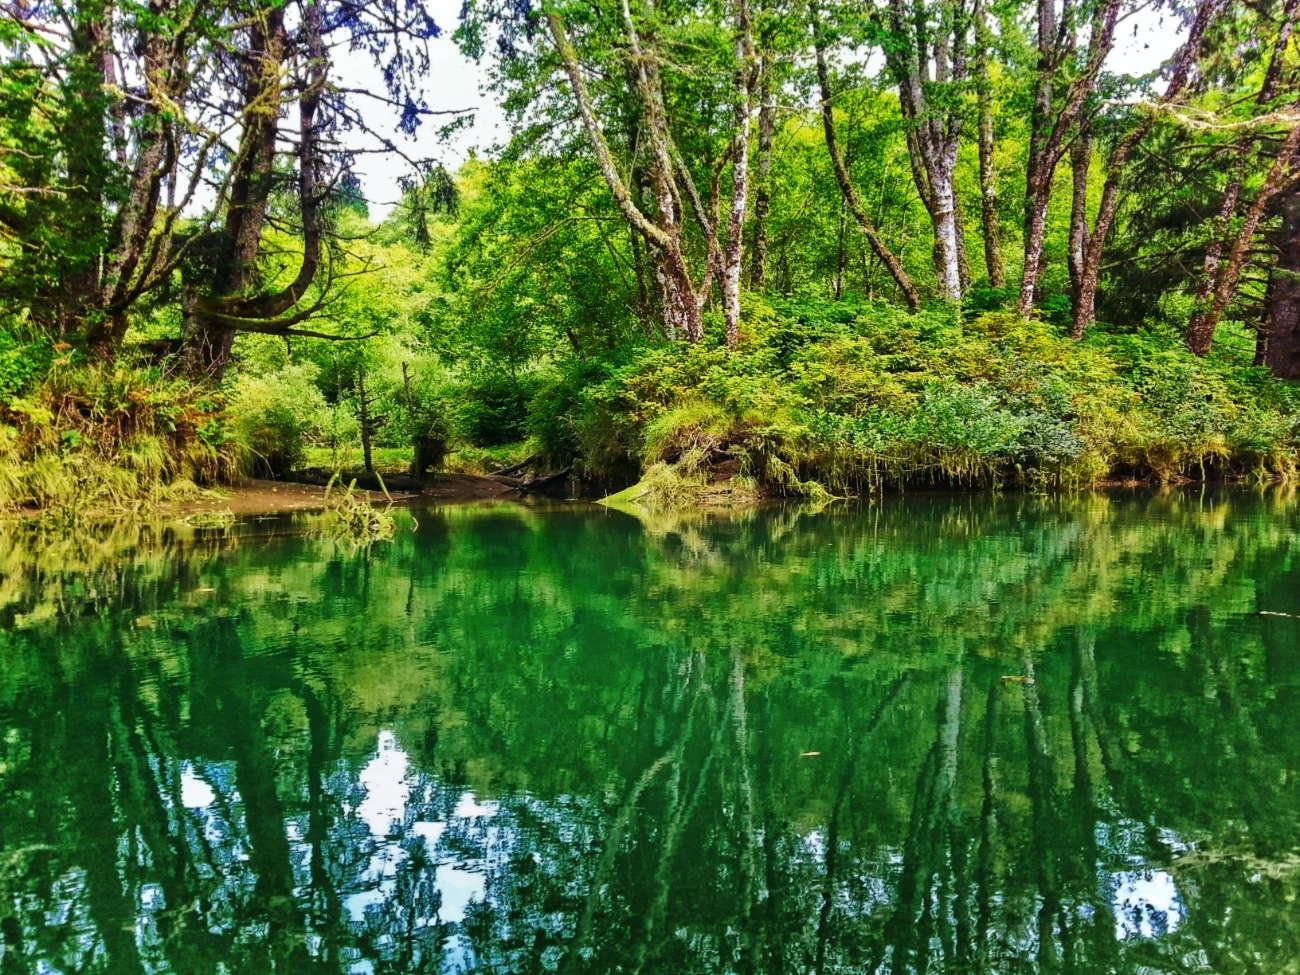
[548,299,1300,501]
[0,359,246,516]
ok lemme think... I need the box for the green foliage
[450,372,541,446]
[443,441,533,474]
[5,0,1297,515]
[540,299,1299,501]
[226,364,328,476]
[0,328,55,402]
[0,359,245,515]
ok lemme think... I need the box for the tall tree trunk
[1263,185,1300,378]
[547,8,706,342]
[93,5,186,351]
[974,0,1004,288]
[1186,0,1299,353]
[1018,0,1123,317]
[956,195,972,291]
[930,158,964,302]
[723,0,754,349]
[811,3,921,309]
[1186,176,1243,350]
[656,245,706,342]
[181,7,285,376]
[834,198,847,299]
[1017,0,1058,317]
[1187,126,1300,355]
[1072,0,1224,339]
[880,0,967,303]
[1018,179,1052,317]
[59,1,113,337]
[358,363,375,474]
[749,53,775,289]
[1068,128,1093,306]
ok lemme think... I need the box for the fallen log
[491,454,539,478]
[287,468,423,493]
[515,467,573,495]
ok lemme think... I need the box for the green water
[1,492,1299,974]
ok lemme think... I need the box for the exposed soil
[170,473,518,518]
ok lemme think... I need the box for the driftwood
[290,468,424,493]
[515,467,573,495]
[491,454,539,478]
[485,466,572,494]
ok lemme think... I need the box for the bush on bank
[529,300,1300,502]
[0,337,244,516]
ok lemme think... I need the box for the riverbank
[184,472,546,516]
[525,303,1300,506]
[0,473,531,523]
[4,302,1298,518]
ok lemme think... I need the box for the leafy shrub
[550,297,1300,502]
[0,329,54,402]
[227,364,327,476]
[451,372,541,446]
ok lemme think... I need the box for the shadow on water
[1,488,1299,973]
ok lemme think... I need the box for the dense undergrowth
[0,334,244,518]
[532,301,1300,505]
[3,299,1299,516]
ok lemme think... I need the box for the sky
[337,1,1186,220]
[333,0,506,219]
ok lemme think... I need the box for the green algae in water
[1,490,1299,973]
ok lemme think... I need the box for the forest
[3,0,1300,511]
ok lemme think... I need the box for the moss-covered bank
[5,300,1300,517]
[531,301,1300,506]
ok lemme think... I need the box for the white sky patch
[180,763,217,809]
[345,730,494,928]
[356,730,412,835]
[333,0,505,219]
[1111,868,1185,940]
[1108,5,1187,84]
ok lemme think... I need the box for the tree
[542,0,756,347]
[1184,0,1300,355]
[872,0,972,302]
[810,0,922,309]
[0,0,456,377]
[1017,0,1124,318]
[972,0,1005,288]
[1071,0,1230,339]
[1260,183,1300,376]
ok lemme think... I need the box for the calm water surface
[1,492,1299,974]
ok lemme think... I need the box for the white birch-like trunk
[931,160,963,303]
[723,0,753,349]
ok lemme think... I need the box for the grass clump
[442,441,534,475]
[181,508,236,531]
[0,349,246,518]
[320,473,397,541]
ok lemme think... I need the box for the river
[1,490,1297,973]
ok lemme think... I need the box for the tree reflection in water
[1,491,1298,974]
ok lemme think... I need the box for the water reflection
[1,491,1298,974]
